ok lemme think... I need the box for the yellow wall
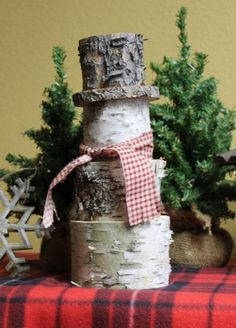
[1,0,236,254]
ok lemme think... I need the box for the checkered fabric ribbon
[42,131,163,228]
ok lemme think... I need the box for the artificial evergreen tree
[0,46,83,218]
[150,7,236,227]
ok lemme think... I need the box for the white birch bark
[83,99,151,147]
[71,216,172,289]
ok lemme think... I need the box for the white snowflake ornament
[0,178,47,276]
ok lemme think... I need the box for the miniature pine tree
[0,46,83,216]
[150,7,236,225]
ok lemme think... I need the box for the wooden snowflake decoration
[0,178,47,276]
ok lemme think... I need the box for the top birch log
[83,98,151,147]
[74,33,159,147]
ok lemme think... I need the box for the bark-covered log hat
[73,33,159,107]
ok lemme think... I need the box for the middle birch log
[75,159,166,222]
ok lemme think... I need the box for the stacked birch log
[71,33,172,289]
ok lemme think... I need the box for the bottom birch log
[70,216,172,289]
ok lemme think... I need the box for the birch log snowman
[43,33,172,289]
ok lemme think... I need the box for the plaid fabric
[43,131,163,228]
[1,262,236,328]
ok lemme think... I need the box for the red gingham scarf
[42,131,163,228]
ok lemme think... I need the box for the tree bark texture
[75,159,166,222]
[78,33,145,90]
[70,216,172,289]
[73,85,159,107]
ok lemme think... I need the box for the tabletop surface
[0,255,236,328]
